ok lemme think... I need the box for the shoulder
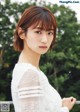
[12,63,42,81]
[12,63,42,87]
[12,63,49,86]
[12,63,40,76]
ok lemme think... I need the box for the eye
[35,31,42,34]
[47,32,54,35]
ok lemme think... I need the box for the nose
[41,34,47,43]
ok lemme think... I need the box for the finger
[70,97,76,104]
[70,96,75,101]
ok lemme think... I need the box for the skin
[62,97,76,110]
[18,24,76,110]
[18,24,54,69]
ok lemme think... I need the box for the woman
[11,6,76,112]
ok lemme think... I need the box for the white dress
[11,63,69,112]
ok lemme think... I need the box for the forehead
[29,21,54,31]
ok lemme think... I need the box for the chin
[39,50,48,55]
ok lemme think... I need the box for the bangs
[28,12,55,31]
[14,6,57,51]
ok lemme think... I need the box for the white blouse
[11,63,69,112]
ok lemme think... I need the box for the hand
[62,96,76,110]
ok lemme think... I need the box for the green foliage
[40,4,80,112]
[0,0,31,100]
[0,0,80,112]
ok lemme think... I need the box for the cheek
[49,37,54,43]
[26,33,33,43]
[27,38,34,48]
[26,36,38,49]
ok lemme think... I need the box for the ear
[18,27,25,39]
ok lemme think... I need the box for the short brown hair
[13,6,57,51]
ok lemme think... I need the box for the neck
[18,49,41,69]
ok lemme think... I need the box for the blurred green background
[0,0,80,111]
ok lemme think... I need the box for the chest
[39,73,62,111]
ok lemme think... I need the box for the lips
[39,46,47,48]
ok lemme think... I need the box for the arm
[17,69,45,112]
[60,107,69,112]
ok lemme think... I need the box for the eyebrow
[34,27,54,31]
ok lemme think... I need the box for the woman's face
[23,24,54,55]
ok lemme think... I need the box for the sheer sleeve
[60,107,69,112]
[17,69,44,112]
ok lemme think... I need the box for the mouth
[39,46,48,49]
